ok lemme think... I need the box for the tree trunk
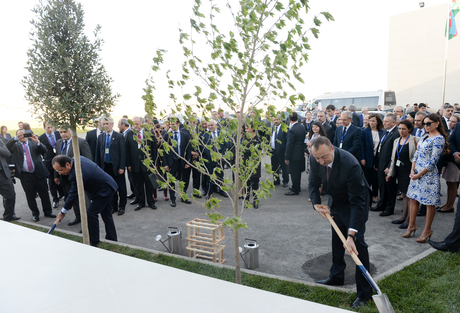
[71,128,90,245]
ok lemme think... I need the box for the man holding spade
[308,136,372,309]
[52,155,118,246]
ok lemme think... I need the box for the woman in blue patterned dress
[404,114,449,243]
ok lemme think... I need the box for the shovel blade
[372,293,395,313]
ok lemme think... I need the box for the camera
[23,130,33,138]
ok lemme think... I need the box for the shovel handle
[325,212,382,294]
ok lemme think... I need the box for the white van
[306,91,396,112]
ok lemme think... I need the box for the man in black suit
[95,117,127,215]
[164,118,192,207]
[118,118,136,199]
[38,122,62,208]
[0,139,19,221]
[332,111,361,160]
[370,113,400,216]
[86,117,103,161]
[53,155,117,247]
[201,119,229,199]
[308,137,372,309]
[349,104,362,127]
[428,124,460,252]
[55,128,93,226]
[441,104,454,133]
[284,112,306,195]
[6,130,56,221]
[317,110,335,143]
[326,104,338,125]
[270,115,289,187]
[126,116,158,211]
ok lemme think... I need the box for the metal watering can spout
[238,246,249,268]
[155,234,172,253]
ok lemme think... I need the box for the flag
[447,0,460,40]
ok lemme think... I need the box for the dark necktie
[62,140,68,155]
[326,166,331,182]
[173,131,179,159]
[23,142,34,172]
[50,134,55,148]
[106,134,111,163]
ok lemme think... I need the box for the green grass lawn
[18,223,460,312]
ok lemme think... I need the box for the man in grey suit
[54,128,92,226]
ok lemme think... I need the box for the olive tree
[22,0,118,244]
[143,0,333,283]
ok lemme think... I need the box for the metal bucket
[243,238,259,269]
[167,227,182,254]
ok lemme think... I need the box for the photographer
[6,130,56,222]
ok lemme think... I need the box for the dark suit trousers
[87,191,117,246]
[132,170,155,206]
[0,170,16,219]
[376,171,397,212]
[103,163,127,210]
[45,161,63,201]
[192,162,201,191]
[363,166,378,198]
[168,159,192,200]
[288,159,303,193]
[203,162,216,196]
[271,152,288,184]
[20,172,52,217]
[330,217,372,300]
[444,200,460,252]
[61,175,83,220]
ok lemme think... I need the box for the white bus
[306,91,396,112]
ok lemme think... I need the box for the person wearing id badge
[332,111,361,160]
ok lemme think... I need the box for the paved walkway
[8,156,454,288]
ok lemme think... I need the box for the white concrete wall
[387,3,460,110]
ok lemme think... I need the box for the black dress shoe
[351,297,368,309]
[149,204,157,210]
[53,201,59,208]
[285,191,299,196]
[134,204,144,211]
[379,211,394,217]
[3,216,21,222]
[130,200,140,205]
[315,277,344,286]
[194,194,202,199]
[68,218,81,226]
[253,201,259,209]
[118,208,125,215]
[370,206,384,212]
[282,183,289,187]
[181,199,192,204]
[289,186,293,190]
[33,216,40,222]
[427,240,449,251]
[392,219,404,224]
[170,200,177,207]
[398,222,408,229]
[274,182,280,185]
[112,208,118,214]
[219,191,228,198]
[127,193,135,199]
[437,208,454,213]
[45,213,57,218]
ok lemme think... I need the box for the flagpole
[441,1,450,106]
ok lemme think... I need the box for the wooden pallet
[186,218,226,264]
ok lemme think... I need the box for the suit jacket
[62,156,118,211]
[163,129,192,168]
[322,122,335,143]
[285,122,306,162]
[0,139,11,178]
[441,116,449,134]
[201,130,229,165]
[375,126,400,172]
[388,135,420,177]
[125,129,159,173]
[360,128,383,167]
[85,129,99,161]
[352,112,362,127]
[54,138,92,178]
[6,138,49,180]
[308,148,369,232]
[2,133,12,141]
[95,131,126,176]
[333,124,362,160]
[271,123,288,159]
[449,125,460,170]
[38,131,61,163]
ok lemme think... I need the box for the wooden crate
[186,218,226,264]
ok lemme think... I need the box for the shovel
[325,212,395,313]
[47,220,60,234]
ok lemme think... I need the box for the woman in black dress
[386,119,419,228]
